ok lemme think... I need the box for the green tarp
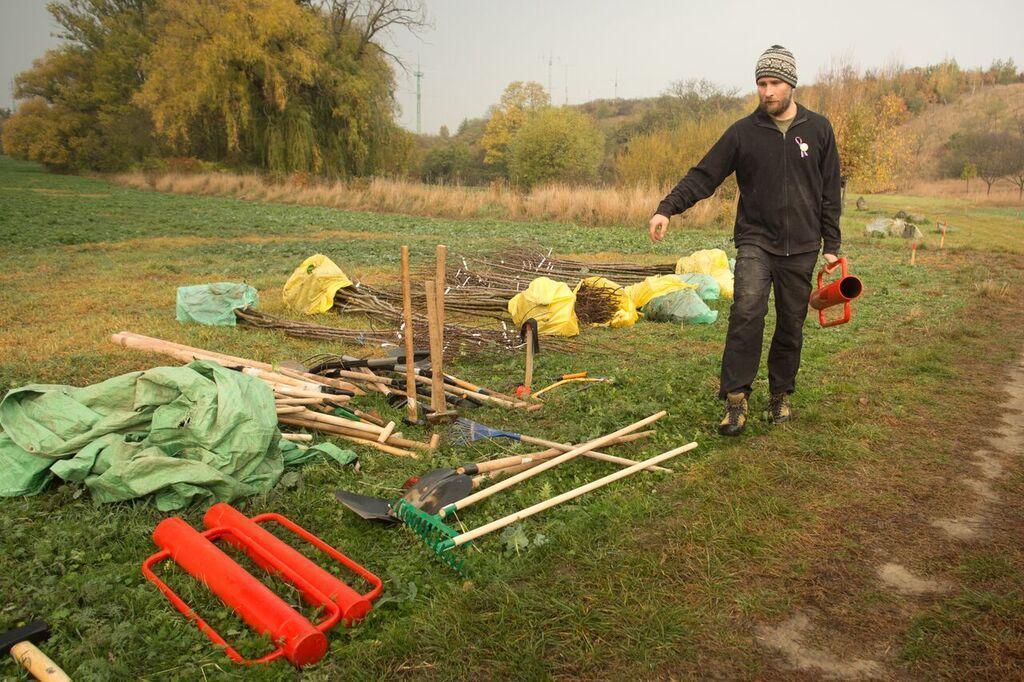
[670,273,721,301]
[0,360,318,511]
[176,282,259,326]
[643,288,719,325]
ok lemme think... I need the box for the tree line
[1,0,425,177]
[2,6,1021,196]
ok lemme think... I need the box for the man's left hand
[823,253,839,265]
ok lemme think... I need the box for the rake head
[392,499,467,574]
[448,417,521,445]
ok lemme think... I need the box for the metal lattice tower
[414,64,423,134]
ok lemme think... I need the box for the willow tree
[136,0,419,177]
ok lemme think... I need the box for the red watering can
[809,257,863,328]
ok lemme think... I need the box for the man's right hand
[648,214,670,242]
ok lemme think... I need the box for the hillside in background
[426,67,1023,191]
[898,82,1024,178]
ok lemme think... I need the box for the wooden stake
[940,221,947,249]
[911,241,918,265]
[277,417,418,458]
[401,245,418,422]
[435,244,447,334]
[377,421,397,443]
[281,433,313,442]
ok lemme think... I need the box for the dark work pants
[719,244,819,399]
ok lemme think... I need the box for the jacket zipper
[782,127,789,256]
[757,109,808,257]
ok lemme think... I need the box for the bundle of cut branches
[339,253,642,325]
[346,274,515,320]
[463,248,675,284]
[573,280,621,326]
[235,307,570,353]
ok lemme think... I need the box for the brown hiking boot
[718,392,748,436]
[767,393,793,424]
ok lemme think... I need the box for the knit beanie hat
[755,45,797,87]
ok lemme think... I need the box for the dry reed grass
[903,178,1023,204]
[107,170,733,229]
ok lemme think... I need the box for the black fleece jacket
[656,103,842,256]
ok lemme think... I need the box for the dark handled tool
[305,351,430,375]
[1,620,70,682]
[334,455,541,523]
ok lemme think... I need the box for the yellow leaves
[482,81,550,167]
[616,111,738,188]
[507,107,604,188]
[137,0,325,151]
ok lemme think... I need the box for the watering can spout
[809,257,863,328]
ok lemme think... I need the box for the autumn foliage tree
[507,107,604,188]
[481,81,550,172]
[805,59,912,191]
[2,0,422,176]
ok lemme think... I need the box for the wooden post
[910,241,918,266]
[400,245,418,422]
[939,221,947,249]
[424,281,446,416]
[435,244,447,374]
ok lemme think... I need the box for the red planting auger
[142,503,381,667]
[809,257,863,328]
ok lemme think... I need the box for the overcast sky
[3,0,1022,132]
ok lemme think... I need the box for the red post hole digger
[809,257,863,328]
[142,503,381,667]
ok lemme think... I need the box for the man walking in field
[649,45,842,436]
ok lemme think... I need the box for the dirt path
[755,350,1024,679]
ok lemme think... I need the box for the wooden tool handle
[435,245,447,332]
[424,282,446,415]
[454,442,697,546]
[10,641,71,682]
[477,458,545,481]
[443,374,519,402]
[470,455,538,474]
[443,411,666,516]
[518,434,671,473]
[401,245,418,422]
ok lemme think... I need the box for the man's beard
[759,91,793,117]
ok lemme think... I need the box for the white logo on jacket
[794,136,809,158]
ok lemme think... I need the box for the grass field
[1,154,1023,680]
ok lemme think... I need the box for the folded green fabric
[0,360,285,510]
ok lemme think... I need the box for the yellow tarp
[573,276,638,328]
[624,275,696,311]
[674,248,734,299]
[282,254,353,314]
[507,277,580,337]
